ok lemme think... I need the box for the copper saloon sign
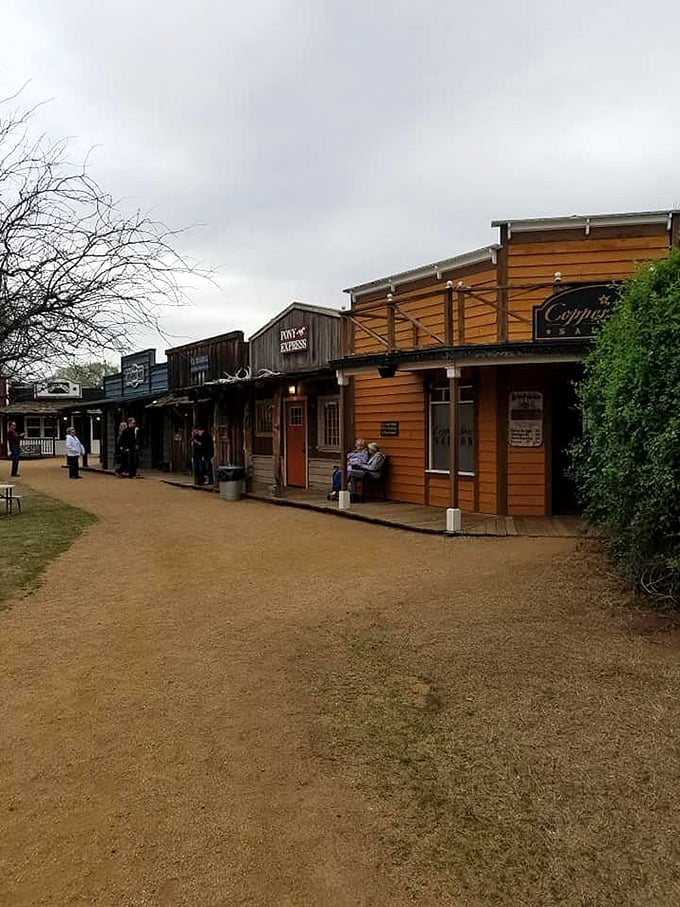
[533,283,617,340]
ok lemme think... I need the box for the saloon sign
[533,283,618,341]
[123,362,147,388]
[280,324,309,354]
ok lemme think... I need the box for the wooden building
[246,303,342,491]
[97,350,170,471]
[334,210,680,516]
[165,331,249,474]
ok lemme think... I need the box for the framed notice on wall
[508,391,543,447]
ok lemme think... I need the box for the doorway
[285,400,307,487]
[550,366,583,515]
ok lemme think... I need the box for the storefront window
[43,418,57,438]
[318,396,340,450]
[255,400,274,436]
[428,386,475,475]
[25,417,42,439]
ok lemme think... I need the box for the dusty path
[0,461,586,905]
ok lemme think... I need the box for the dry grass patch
[309,547,680,906]
[0,484,96,610]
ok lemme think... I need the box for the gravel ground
[2,461,677,906]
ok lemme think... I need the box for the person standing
[114,420,129,476]
[118,417,139,479]
[65,427,85,479]
[199,428,215,486]
[7,421,23,477]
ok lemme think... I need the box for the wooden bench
[352,456,389,502]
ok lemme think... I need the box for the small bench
[352,456,389,502]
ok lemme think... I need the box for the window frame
[317,395,341,452]
[427,384,476,476]
[255,399,274,437]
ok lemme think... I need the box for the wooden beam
[457,287,466,344]
[338,374,352,491]
[271,385,283,491]
[347,314,389,348]
[444,283,454,346]
[496,367,508,515]
[497,225,509,342]
[393,303,445,345]
[386,296,396,350]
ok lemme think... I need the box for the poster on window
[508,391,543,447]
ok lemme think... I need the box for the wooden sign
[380,421,399,437]
[280,325,309,354]
[508,391,543,447]
[533,283,616,340]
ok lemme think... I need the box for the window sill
[426,470,476,478]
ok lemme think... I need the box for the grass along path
[0,481,96,610]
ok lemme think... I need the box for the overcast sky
[3,0,680,362]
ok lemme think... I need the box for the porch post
[337,370,352,509]
[272,384,283,493]
[447,365,462,533]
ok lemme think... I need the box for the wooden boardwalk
[243,485,586,538]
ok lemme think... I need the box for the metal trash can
[217,465,246,501]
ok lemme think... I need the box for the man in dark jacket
[118,417,140,479]
[7,421,23,477]
[191,427,215,486]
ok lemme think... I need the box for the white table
[0,484,16,515]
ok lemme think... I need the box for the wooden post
[243,390,252,488]
[457,285,466,345]
[444,282,454,346]
[447,366,460,509]
[271,384,283,492]
[338,371,352,491]
[497,224,509,342]
[496,366,508,516]
[386,293,396,350]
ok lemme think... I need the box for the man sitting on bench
[347,442,385,499]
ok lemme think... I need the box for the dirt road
[2,462,678,906]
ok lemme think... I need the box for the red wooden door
[285,401,307,487]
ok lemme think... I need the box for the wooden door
[285,400,307,487]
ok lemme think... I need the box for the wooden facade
[247,303,342,492]
[336,211,680,516]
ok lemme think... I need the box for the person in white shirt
[65,427,85,479]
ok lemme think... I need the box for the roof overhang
[343,245,501,300]
[492,210,678,238]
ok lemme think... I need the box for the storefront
[96,350,170,471]
[246,303,342,491]
[334,210,680,516]
[1,377,102,459]
[165,331,249,475]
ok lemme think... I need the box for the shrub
[573,249,680,601]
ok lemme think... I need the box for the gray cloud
[4,0,680,354]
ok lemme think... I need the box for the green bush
[573,249,680,600]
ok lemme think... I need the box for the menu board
[508,391,543,447]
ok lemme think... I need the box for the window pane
[255,400,273,435]
[43,418,57,438]
[25,417,41,439]
[458,403,475,473]
[431,403,449,470]
[320,399,340,449]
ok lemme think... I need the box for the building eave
[491,210,678,236]
[343,245,501,300]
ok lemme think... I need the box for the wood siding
[505,365,546,516]
[167,332,248,389]
[477,367,498,514]
[308,457,335,491]
[251,455,274,486]
[353,372,425,504]
[506,229,670,342]
[250,309,341,374]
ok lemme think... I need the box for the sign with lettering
[533,283,617,340]
[380,421,400,437]
[508,391,543,447]
[35,378,81,399]
[190,354,209,374]
[280,325,309,354]
[124,363,146,388]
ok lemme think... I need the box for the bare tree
[0,94,203,377]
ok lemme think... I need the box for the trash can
[217,465,246,501]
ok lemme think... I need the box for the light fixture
[288,384,297,395]
[378,357,397,379]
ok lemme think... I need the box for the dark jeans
[126,450,138,478]
[67,455,80,478]
[194,457,214,486]
[9,446,20,476]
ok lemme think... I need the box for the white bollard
[338,490,351,511]
[446,507,462,533]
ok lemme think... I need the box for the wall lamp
[377,357,397,379]
[288,383,297,395]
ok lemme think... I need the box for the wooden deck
[243,485,586,538]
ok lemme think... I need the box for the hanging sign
[508,391,543,447]
[280,325,309,354]
[533,283,617,340]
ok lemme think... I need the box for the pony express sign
[280,325,309,354]
[533,283,617,341]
